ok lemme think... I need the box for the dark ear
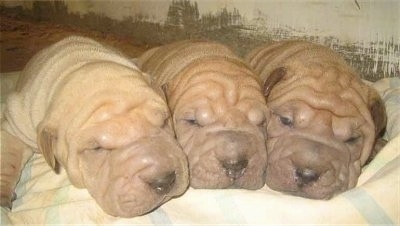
[37,127,60,173]
[369,90,387,136]
[365,138,387,165]
[364,89,387,165]
[264,67,287,97]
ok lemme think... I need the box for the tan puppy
[0,36,189,217]
[137,40,268,189]
[245,40,387,199]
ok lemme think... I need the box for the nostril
[147,171,176,195]
[295,168,320,187]
[222,159,248,179]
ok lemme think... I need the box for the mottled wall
[1,0,399,81]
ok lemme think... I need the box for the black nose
[295,168,320,187]
[147,171,176,194]
[221,159,248,179]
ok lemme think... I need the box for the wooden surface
[0,15,151,73]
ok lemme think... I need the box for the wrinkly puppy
[245,40,386,199]
[137,40,268,189]
[0,36,189,217]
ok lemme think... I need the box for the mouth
[93,165,185,217]
[287,178,345,200]
[266,161,347,199]
[112,192,164,217]
[189,157,265,189]
[110,174,179,218]
[186,128,266,189]
[266,135,353,199]
[287,189,335,200]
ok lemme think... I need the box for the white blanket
[1,72,399,224]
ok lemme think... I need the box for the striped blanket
[1,72,399,224]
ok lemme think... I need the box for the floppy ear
[37,126,60,173]
[364,88,387,165]
[365,137,387,165]
[368,89,387,136]
[264,67,287,97]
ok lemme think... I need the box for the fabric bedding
[1,72,399,225]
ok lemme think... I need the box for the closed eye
[345,135,361,144]
[279,115,294,127]
[185,118,200,127]
[82,146,110,155]
[92,146,111,152]
[86,140,111,153]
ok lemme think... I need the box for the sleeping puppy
[0,36,189,217]
[245,40,387,199]
[137,40,268,189]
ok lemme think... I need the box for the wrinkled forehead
[59,82,169,133]
[284,60,360,88]
[270,62,371,120]
[85,93,167,121]
[172,71,265,112]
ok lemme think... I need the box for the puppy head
[164,58,268,189]
[263,64,386,199]
[38,62,189,217]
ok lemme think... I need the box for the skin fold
[138,40,269,189]
[245,40,387,199]
[0,36,189,217]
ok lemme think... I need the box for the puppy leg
[0,130,33,209]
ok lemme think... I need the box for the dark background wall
[1,0,399,81]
